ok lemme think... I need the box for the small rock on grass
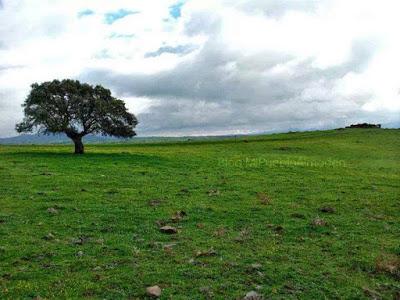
[163,243,176,252]
[311,217,327,227]
[148,199,163,207]
[159,226,177,234]
[199,286,213,298]
[47,207,58,214]
[274,225,284,233]
[319,206,336,213]
[43,233,55,240]
[71,236,90,245]
[195,248,217,257]
[208,189,220,197]
[256,193,271,205]
[362,287,381,299]
[243,291,264,300]
[146,285,161,298]
[171,210,187,222]
[250,263,262,270]
[213,227,226,237]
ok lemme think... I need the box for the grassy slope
[0,129,399,299]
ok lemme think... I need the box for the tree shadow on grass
[4,151,168,168]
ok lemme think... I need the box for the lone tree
[16,79,138,154]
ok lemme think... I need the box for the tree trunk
[73,137,84,154]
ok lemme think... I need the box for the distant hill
[0,133,244,145]
[0,134,125,145]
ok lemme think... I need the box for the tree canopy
[16,79,138,153]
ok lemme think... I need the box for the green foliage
[16,79,138,153]
[0,129,399,299]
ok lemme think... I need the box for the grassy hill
[0,128,399,299]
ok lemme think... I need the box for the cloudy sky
[0,0,399,137]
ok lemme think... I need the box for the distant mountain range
[0,133,241,145]
[0,134,128,145]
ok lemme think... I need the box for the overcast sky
[0,0,399,137]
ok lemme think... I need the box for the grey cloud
[84,37,376,103]
[82,35,379,135]
[145,44,198,58]
[79,8,387,136]
[226,0,329,18]
[0,64,25,72]
[0,89,24,137]
[184,11,221,36]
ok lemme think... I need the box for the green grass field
[0,129,399,299]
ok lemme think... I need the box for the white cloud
[0,0,399,137]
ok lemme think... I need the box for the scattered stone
[250,263,262,270]
[146,285,161,298]
[243,291,264,300]
[312,217,327,227]
[319,206,336,213]
[256,271,265,278]
[375,254,400,276]
[76,251,84,257]
[40,172,52,176]
[159,226,178,234]
[43,233,55,241]
[47,207,58,214]
[208,189,220,197]
[235,228,250,243]
[199,286,213,298]
[148,199,163,207]
[274,225,284,233]
[196,248,217,257]
[213,227,226,237]
[93,266,102,271]
[362,287,381,299]
[163,243,176,252]
[171,210,187,222]
[257,193,271,205]
[71,236,90,245]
